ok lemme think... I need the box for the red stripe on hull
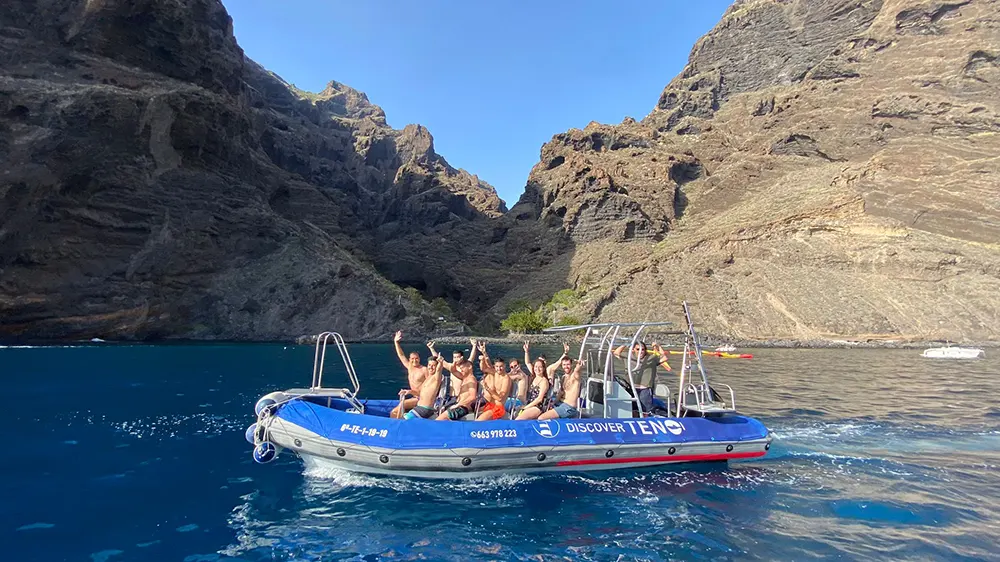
[555,450,766,467]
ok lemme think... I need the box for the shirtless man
[539,359,585,420]
[475,342,513,421]
[505,358,529,414]
[547,342,573,379]
[402,355,443,420]
[430,339,480,421]
[389,330,429,419]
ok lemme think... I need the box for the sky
[221,0,734,206]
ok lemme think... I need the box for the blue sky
[222,1,733,206]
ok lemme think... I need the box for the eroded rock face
[0,0,504,340]
[3,0,998,343]
[521,0,1000,342]
[513,122,701,243]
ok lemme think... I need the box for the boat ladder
[676,302,738,416]
[302,331,365,413]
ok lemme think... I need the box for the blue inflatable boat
[248,305,772,478]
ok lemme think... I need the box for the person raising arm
[538,359,585,420]
[514,359,551,421]
[389,330,428,419]
[547,342,571,378]
[475,342,512,421]
[403,355,443,420]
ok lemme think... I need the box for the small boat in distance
[921,343,984,359]
[245,302,771,478]
[715,344,737,353]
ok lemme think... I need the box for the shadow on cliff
[370,178,579,336]
[0,0,571,341]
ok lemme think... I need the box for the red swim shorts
[482,401,506,419]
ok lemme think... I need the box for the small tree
[549,289,580,308]
[500,308,551,334]
[556,315,583,327]
[404,287,423,308]
[431,297,452,317]
[505,298,533,314]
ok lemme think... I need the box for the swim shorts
[481,401,506,419]
[403,405,435,420]
[552,401,579,419]
[504,397,523,411]
[446,404,471,421]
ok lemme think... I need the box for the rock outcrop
[517,0,1000,342]
[0,0,508,340]
[2,0,998,343]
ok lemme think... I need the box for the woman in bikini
[514,357,551,421]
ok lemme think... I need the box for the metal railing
[539,304,739,419]
[681,382,736,412]
[311,332,363,413]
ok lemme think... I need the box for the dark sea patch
[4,344,999,561]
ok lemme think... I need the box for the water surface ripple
[4,344,999,561]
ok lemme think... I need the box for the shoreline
[2,335,997,350]
[299,333,1000,350]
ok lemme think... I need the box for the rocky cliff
[518,0,1000,342]
[0,0,512,340]
[2,0,998,343]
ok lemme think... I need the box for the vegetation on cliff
[2,0,998,343]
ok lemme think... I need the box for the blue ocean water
[4,342,999,561]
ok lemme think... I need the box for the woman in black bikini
[514,357,551,421]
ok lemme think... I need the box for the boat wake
[302,461,541,493]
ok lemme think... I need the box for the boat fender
[254,392,288,417]
[244,423,258,445]
[253,441,278,464]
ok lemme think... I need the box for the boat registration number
[470,429,517,439]
[339,423,388,438]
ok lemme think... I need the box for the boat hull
[922,347,984,359]
[260,398,772,478]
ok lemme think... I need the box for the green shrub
[505,298,533,314]
[555,315,583,327]
[500,308,551,334]
[549,289,580,308]
[430,297,451,316]
[404,287,423,308]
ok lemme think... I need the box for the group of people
[389,331,672,422]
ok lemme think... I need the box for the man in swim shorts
[403,355,443,420]
[430,339,480,421]
[505,358,528,414]
[539,359,584,420]
[475,342,512,421]
[389,330,429,418]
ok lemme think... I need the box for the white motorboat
[921,346,984,359]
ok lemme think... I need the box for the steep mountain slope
[2,0,997,343]
[0,0,510,340]
[517,0,1000,342]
